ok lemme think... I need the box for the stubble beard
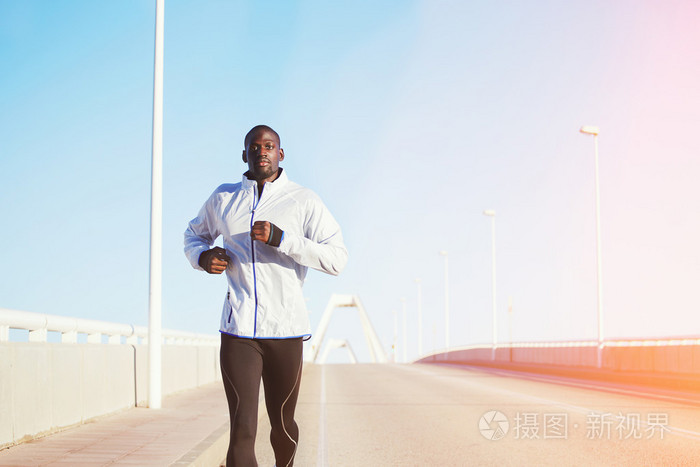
[252,164,277,181]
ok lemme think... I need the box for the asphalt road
[254,363,700,466]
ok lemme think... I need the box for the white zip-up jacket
[184,169,348,339]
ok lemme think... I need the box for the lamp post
[483,210,497,360]
[148,0,165,409]
[580,125,604,369]
[392,309,398,363]
[400,297,407,363]
[508,296,513,362]
[439,251,449,349]
[415,278,423,357]
[507,297,513,345]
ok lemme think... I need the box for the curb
[173,422,229,467]
[176,388,267,466]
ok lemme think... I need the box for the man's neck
[248,168,282,197]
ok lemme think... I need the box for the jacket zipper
[250,187,261,337]
[227,291,232,323]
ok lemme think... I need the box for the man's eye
[265,144,273,149]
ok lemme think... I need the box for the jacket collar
[241,168,288,194]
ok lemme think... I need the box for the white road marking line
[317,364,327,467]
[403,364,700,441]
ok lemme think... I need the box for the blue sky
[2,0,699,363]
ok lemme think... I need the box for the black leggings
[220,333,304,467]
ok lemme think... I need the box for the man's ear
[279,148,285,161]
[242,150,247,163]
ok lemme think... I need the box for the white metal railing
[0,308,219,346]
[420,336,700,361]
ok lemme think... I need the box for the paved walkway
[0,382,230,466]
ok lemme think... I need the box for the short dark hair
[244,125,280,147]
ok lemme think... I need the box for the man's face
[242,129,284,183]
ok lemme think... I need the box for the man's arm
[250,196,348,276]
[184,192,230,274]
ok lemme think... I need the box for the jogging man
[184,125,348,466]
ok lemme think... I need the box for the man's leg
[220,334,264,467]
[261,338,304,467]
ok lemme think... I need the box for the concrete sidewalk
[0,382,230,467]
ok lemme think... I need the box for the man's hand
[250,221,283,247]
[198,247,231,274]
[250,221,272,243]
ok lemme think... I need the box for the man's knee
[232,413,258,441]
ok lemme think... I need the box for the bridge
[2,302,700,466]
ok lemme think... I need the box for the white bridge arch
[306,294,388,363]
[319,338,357,364]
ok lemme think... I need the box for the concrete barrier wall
[0,342,221,448]
[418,344,700,374]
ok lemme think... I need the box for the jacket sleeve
[184,191,220,271]
[277,195,348,276]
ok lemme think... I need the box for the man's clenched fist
[250,220,271,243]
[250,220,283,247]
[198,246,231,274]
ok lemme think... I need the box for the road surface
[253,363,700,466]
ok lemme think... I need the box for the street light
[392,309,398,363]
[415,278,423,357]
[439,251,449,349]
[580,125,604,368]
[508,296,513,362]
[400,297,407,363]
[483,210,497,361]
[148,0,165,409]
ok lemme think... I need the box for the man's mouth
[255,159,270,167]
